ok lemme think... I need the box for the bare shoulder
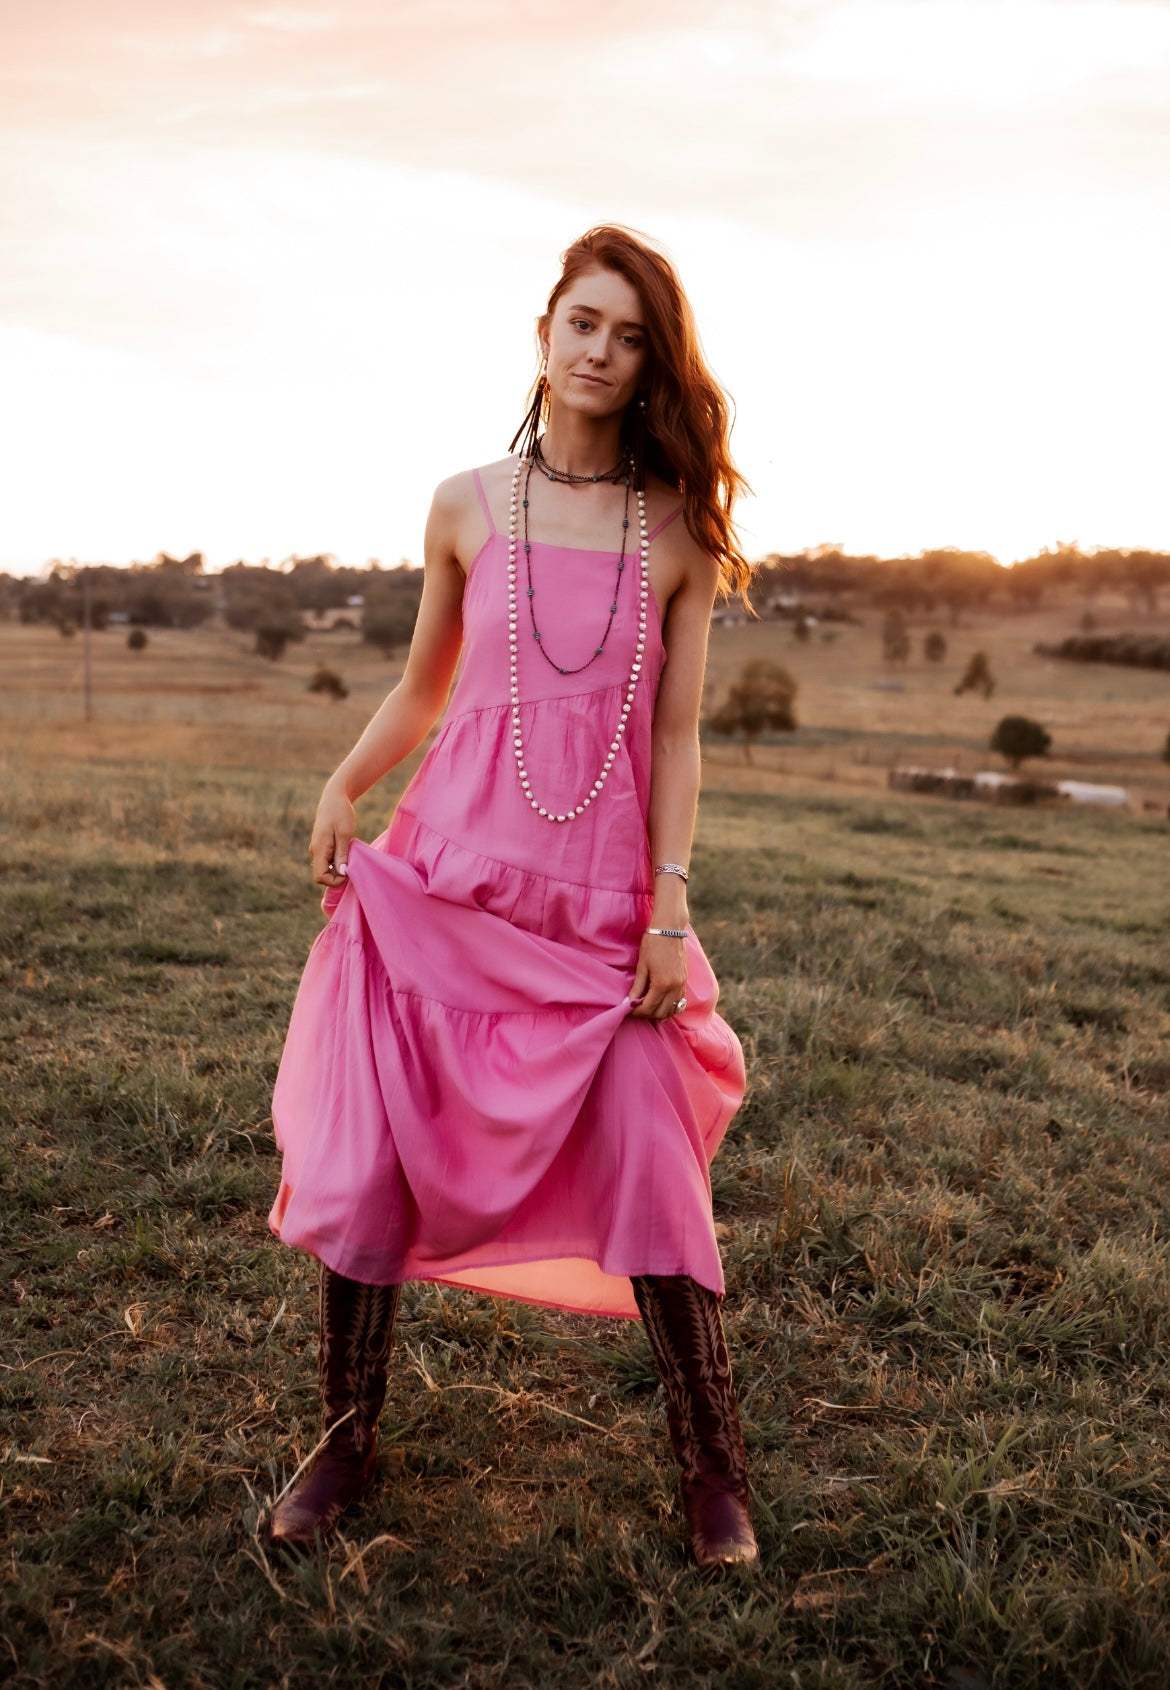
[428,457,515,573]
[643,474,718,608]
[430,467,478,521]
[473,454,522,501]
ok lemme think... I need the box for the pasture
[3,603,1170,1689]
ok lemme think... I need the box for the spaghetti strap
[471,468,496,535]
[646,504,684,542]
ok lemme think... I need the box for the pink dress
[269,469,745,1318]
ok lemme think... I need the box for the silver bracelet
[646,926,688,939]
[654,862,689,882]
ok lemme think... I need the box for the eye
[570,317,593,333]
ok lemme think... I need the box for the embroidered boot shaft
[268,1266,400,1547]
[632,1274,759,1567]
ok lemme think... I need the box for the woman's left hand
[629,932,689,1021]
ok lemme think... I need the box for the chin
[562,390,627,421]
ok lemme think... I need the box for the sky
[2,0,1168,573]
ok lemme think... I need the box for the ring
[674,998,687,1013]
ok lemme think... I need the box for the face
[541,265,648,421]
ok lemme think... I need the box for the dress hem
[268,1225,724,1320]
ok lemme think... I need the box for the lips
[573,373,609,386]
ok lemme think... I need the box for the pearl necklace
[507,455,649,824]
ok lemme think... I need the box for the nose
[585,332,612,365]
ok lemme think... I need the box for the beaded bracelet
[654,862,689,882]
[646,927,688,939]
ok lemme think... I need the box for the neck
[538,406,625,479]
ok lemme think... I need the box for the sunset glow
[2,0,1167,572]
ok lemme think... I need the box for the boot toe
[265,1446,373,1548]
[267,1497,333,1549]
[688,1492,759,1568]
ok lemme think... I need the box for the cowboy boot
[267,1265,400,1548]
[632,1274,759,1567]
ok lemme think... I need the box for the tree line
[2,553,425,658]
[4,542,1169,645]
[756,544,1170,617]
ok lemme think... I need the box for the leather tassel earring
[509,372,546,460]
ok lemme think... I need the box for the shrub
[308,666,349,702]
[792,615,812,643]
[1035,633,1170,671]
[127,628,148,652]
[923,630,947,663]
[708,659,797,764]
[1162,731,1170,766]
[991,715,1052,769]
[954,650,995,698]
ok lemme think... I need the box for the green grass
[4,751,1170,1688]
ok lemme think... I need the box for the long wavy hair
[509,225,753,602]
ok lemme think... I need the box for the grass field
[3,610,1170,1689]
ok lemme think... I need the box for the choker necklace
[522,453,631,677]
[533,437,628,485]
[507,455,649,824]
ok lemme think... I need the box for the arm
[629,542,720,1019]
[309,478,469,888]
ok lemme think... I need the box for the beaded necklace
[522,453,631,677]
[532,437,628,486]
[506,454,649,825]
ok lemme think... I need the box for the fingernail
[336,862,348,876]
[631,996,644,1005]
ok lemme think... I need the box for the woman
[266,225,758,1567]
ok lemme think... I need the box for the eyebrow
[566,301,645,330]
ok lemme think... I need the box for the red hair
[512,225,754,602]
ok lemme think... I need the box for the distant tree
[792,614,812,642]
[308,666,349,701]
[918,548,1001,625]
[127,628,148,651]
[708,659,797,765]
[362,598,419,657]
[871,567,932,614]
[254,614,306,661]
[954,650,995,698]
[924,630,947,663]
[882,609,910,664]
[991,715,1051,769]
[1123,549,1170,614]
[222,564,298,633]
[287,554,343,613]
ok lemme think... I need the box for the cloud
[4,1,1166,238]
[3,0,1168,563]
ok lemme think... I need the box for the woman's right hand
[310,779,356,889]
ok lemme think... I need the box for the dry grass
[3,614,1170,1688]
[702,596,1170,806]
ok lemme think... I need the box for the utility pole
[82,571,93,724]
